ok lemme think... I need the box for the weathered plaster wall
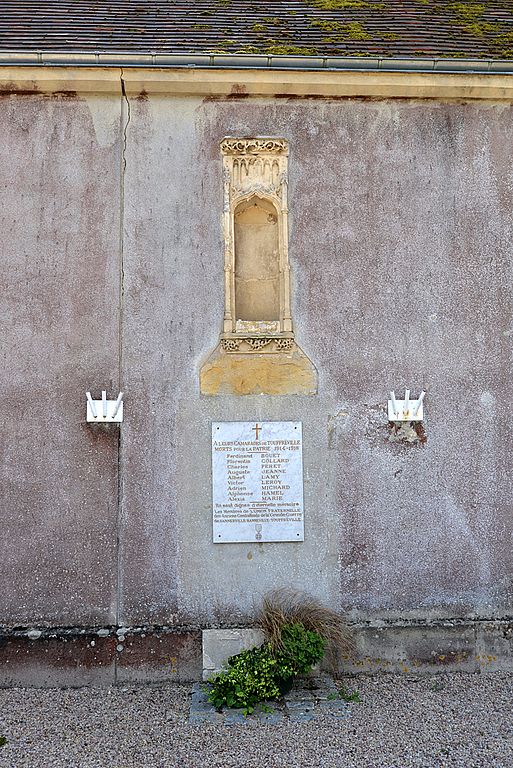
[1,89,512,650]
[121,94,513,629]
[0,93,121,626]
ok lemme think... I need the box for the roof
[2,0,513,61]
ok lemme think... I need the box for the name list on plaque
[212,421,304,543]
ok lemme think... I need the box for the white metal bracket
[86,391,124,423]
[388,389,425,422]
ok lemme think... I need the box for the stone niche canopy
[200,137,317,396]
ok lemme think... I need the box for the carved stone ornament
[199,137,317,396]
[221,337,295,354]
[219,138,289,156]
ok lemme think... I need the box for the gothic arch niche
[200,137,317,396]
[234,196,280,324]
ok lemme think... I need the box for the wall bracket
[388,389,425,422]
[86,391,124,423]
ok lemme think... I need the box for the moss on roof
[2,0,513,59]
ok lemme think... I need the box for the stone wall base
[0,627,202,687]
[346,619,513,674]
[1,619,511,687]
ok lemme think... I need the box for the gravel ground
[0,672,511,768]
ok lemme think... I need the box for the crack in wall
[121,70,131,176]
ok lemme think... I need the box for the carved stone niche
[200,137,317,396]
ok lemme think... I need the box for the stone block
[188,711,224,725]
[116,629,202,683]
[312,686,339,701]
[202,628,265,680]
[200,344,317,396]
[319,699,350,714]
[285,700,315,712]
[191,682,209,704]
[343,622,477,674]
[0,634,116,687]
[285,689,316,702]
[288,711,315,722]
[224,709,247,725]
[475,621,513,671]
[253,707,284,725]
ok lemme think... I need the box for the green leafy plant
[207,644,282,714]
[0,736,6,748]
[278,622,325,676]
[207,621,325,714]
[338,685,360,702]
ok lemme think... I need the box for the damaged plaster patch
[365,405,426,447]
[389,421,426,445]
[480,391,495,408]
[83,94,120,148]
[364,405,390,447]
[327,409,350,449]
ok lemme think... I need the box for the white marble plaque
[212,421,304,544]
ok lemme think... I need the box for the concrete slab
[202,628,265,680]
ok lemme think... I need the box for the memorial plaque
[212,421,304,543]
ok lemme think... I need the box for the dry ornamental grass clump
[258,588,353,671]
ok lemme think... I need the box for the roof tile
[1,1,513,59]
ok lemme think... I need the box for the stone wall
[1,86,512,680]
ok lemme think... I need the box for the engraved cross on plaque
[252,423,262,440]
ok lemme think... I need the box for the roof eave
[1,50,513,74]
